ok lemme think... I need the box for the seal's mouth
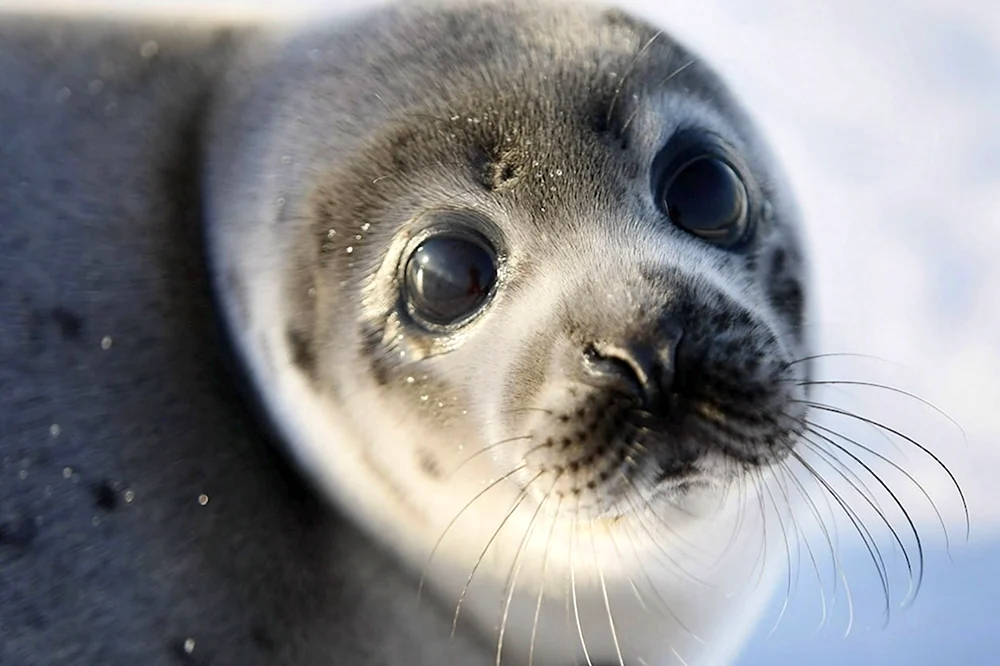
[508,348,808,515]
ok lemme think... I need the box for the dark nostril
[582,340,675,407]
[581,319,683,408]
[582,344,647,399]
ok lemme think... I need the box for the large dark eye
[664,156,747,244]
[653,132,753,249]
[404,233,498,327]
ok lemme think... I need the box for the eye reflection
[404,233,497,327]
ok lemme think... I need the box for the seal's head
[208,1,810,662]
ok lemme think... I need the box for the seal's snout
[580,318,684,412]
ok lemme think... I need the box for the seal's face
[299,5,810,524]
[207,2,820,662]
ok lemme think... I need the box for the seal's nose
[581,318,684,409]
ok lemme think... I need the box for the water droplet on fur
[346,246,353,254]
[101,336,113,350]
[183,639,196,654]
[49,424,61,437]
[405,376,415,384]
[62,467,73,478]
[198,494,209,506]
[124,489,135,503]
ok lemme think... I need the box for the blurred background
[4,0,998,662]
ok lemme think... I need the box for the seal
[204,2,813,664]
[0,1,815,664]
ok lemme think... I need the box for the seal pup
[208,1,814,663]
[0,1,817,664]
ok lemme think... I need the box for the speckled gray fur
[0,2,811,665]
[0,15,490,666]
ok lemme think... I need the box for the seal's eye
[652,131,754,249]
[663,156,748,244]
[404,233,498,327]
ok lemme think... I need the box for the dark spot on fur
[50,306,83,341]
[92,480,119,511]
[286,327,317,381]
[0,516,38,550]
[770,248,787,276]
[417,448,442,480]
[770,276,805,332]
[469,143,518,191]
[586,87,630,146]
[359,323,391,386]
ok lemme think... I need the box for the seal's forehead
[331,2,749,147]
[318,1,700,109]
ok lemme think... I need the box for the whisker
[451,471,545,641]
[496,474,559,666]
[746,469,774,594]
[590,521,625,666]
[606,31,662,128]
[569,496,594,666]
[788,351,892,368]
[767,461,828,637]
[804,425,927,605]
[775,457,844,632]
[795,380,966,443]
[444,435,534,480]
[621,58,696,134]
[612,504,704,642]
[787,447,891,625]
[808,418,954,560]
[615,464,714,586]
[797,400,970,540]
[501,407,555,416]
[529,495,563,666]
[758,469,795,633]
[418,464,526,604]
[799,432,917,604]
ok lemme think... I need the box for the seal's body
[0,3,810,665]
